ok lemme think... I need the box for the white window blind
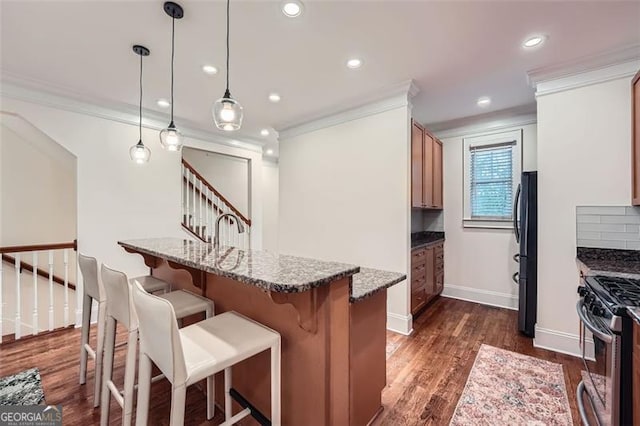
[469,141,515,219]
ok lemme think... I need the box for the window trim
[463,129,522,229]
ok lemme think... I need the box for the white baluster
[192,174,197,228]
[199,180,203,237]
[15,254,21,340]
[181,164,185,226]
[205,187,209,242]
[0,255,3,343]
[185,169,190,227]
[64,250,70,326]
[48,250,54,331]
[32,252,38,335]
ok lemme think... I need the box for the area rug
[449,344,572,426]
[0,368,46,405]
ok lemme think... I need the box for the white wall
[535,75,633,356]
[0,97,265,326]
[279,105,412,334]
[1,121,77,247]
[439,122,537,310]
[262,161,279,253]
[182,148,250,217]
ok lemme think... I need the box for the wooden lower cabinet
[411,241,444,315]
[634,320,640,426]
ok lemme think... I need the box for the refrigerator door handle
[513,184,521,244]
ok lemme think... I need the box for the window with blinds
[469,141,515,219]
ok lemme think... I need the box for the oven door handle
[577,381,595,426]
[575,301,613,344]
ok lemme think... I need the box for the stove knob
[577,287,588,297]
[585,293,595,304]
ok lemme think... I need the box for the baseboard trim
[441,284,518,311]
[534,326,595,361]
[387,312,413,335]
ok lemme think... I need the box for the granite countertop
[350,268,406,303]
[411,231,445,249]
[119,238,360,294]
[576,247,640,280]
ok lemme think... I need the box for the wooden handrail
[181,158,252,226]
[0,240,77,254]
[1,254,77,291]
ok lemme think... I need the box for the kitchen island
[119,238,405,426]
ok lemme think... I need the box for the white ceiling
[1,0,640,156]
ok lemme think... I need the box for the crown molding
[277,79,419,140]
[527,43,640,97]
[430,104,537,140]
[0,71,265,153]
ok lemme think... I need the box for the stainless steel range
[577,275,637,425]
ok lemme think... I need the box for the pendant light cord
[170,16,175,122]
[139,52,143,141]
[225,0,230,93]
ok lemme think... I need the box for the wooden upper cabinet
[433,139,443,209]
[411,119,443,209]
[632,70,640,205]
[412,121,424,208]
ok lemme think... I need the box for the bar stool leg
[122,329,138,426]
[224,367,232,422]
[271,341,281,426]
[206,375,215,420]
[79,294,92,385]
[170,384,187,426]
[100,317,117,426]
[93,300,106,407]
[136,353,152,426]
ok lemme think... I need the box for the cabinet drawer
[412,263,426,277]
[412,248,427,264]
[435,273,444,294]
[411,275,426,291]
[411,288,427,313]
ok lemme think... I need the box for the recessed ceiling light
[157,98,171,108]
[268,93,281,103]
[266,149,274,155]
[202,64,218,75]
[477,96,491,107]
[523,35,546,48]
[261,129,270,136]
[282,1,303,17]
[346,58,362,69]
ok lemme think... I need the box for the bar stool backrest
[131,280,187,385]
[101,265,138,331]
[78,253,105,302]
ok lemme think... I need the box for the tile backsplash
[412,209,444,233]
[576,206,640,250]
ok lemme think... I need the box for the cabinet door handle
[512,272,519,284]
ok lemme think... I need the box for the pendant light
[159,1,184,151]
[213,0,243,131]
[130,45,151,165]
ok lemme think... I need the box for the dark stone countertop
[350,268,406,303]
[411,231,445,249]
[119,238,360,294]
[576,247,640,280]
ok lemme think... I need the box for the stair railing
[0,240,77,343]
[181,159,252,249]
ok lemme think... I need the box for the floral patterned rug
[450,344,572,426]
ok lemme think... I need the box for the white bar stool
[78,254,107,408]
[132,281,282,426]
[100,265,214,426]
[130,275,170,294]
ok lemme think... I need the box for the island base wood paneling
[632,69,640,205]
[146,257,386,426]
[634,320,640,426]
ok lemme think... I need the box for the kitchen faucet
[214,213,245,248]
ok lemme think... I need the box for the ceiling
[1,0,640,157]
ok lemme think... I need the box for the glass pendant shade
[159,122,184,151]
[130,140,151,164]
[213,95,243,131]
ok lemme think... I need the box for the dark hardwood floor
[0,297,584,425]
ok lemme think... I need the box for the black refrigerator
[513,171,537,337]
